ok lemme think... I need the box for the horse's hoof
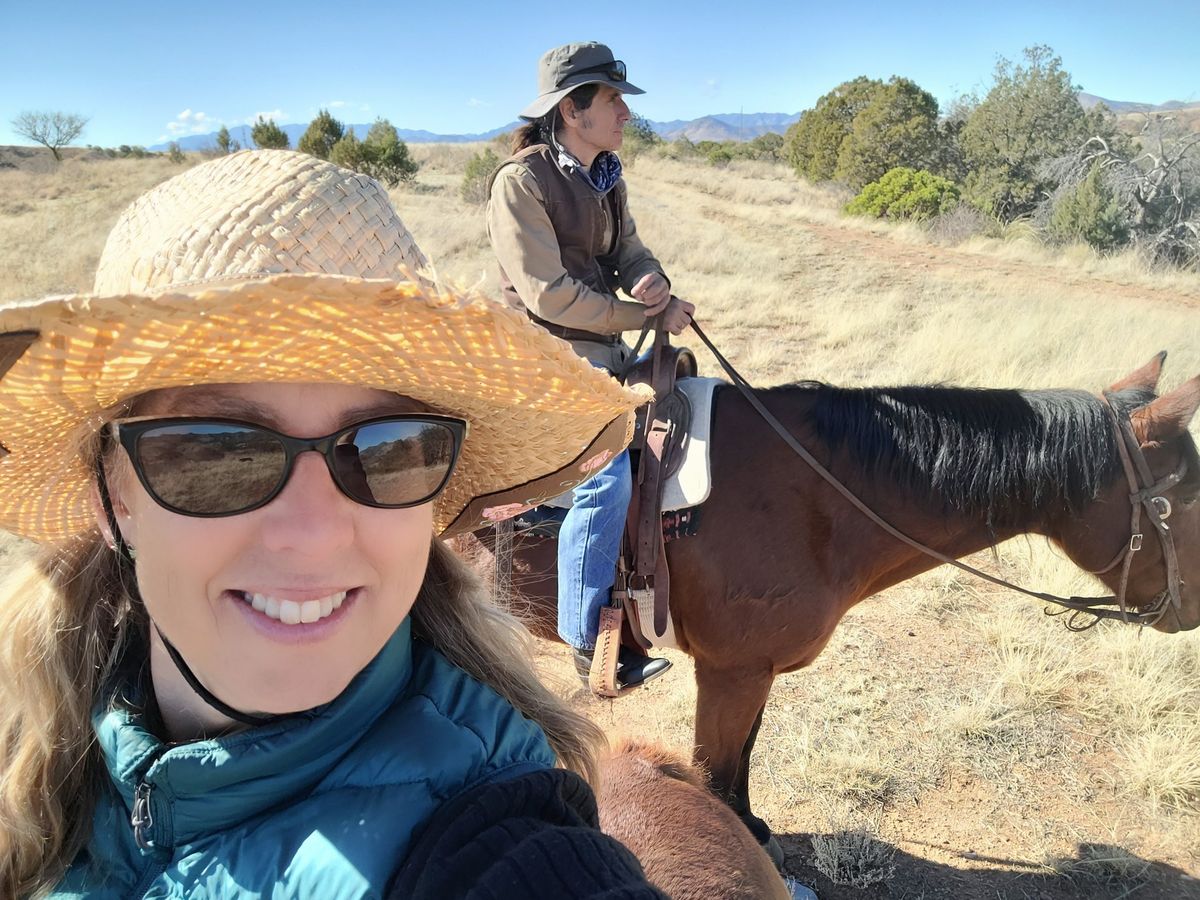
[761,832,785,869]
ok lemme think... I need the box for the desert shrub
[167,142,186,164]
[251,116,289,150]
[298,109,345,160]
[1045,164,1129,252]
[361,119,418,186]
[744,132,785,162]
[960,45,1121,222]
[706,147,734,167]
[329,130,365,171]
[622,112,661,163]
[661,137,698,161]
[846,167,960,221]
[215,126,240,155]
[330,119,418,187]
[461,148,500,204]
[927,201,994,244]
[784,76,883,182]
[834,78,942,190]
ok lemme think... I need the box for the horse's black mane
[769,381,1159,526]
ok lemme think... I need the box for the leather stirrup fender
[590,605,623,698]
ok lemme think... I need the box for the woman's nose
[258,451,355,552]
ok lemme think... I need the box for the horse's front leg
[693,660,777,852]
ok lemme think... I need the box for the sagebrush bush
[927,201,993,244]
[846,167,960,221]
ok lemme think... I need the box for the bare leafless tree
[1041,112,1200,267]
[10,110,90,162]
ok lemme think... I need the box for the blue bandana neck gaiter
[580,151,623,194]
[554,138,623,195]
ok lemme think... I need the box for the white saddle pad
[544,376,722,511]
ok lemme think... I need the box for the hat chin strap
[95,458,281,729]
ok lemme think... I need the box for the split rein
[650,318,1186,631]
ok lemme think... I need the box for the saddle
[590,327,697,697]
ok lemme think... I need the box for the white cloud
[162,108,217,138]
[359,103,371,113]
[327,100,347,108]
[246,109,288,125]
[467,97,489,108]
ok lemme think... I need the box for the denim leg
[557,449,632,650]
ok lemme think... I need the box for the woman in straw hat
[0,150,667,898]
[488,41,694,692]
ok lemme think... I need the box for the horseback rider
[487,42,694,690]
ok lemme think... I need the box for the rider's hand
[631,273,671,315]
[661,296,695,335]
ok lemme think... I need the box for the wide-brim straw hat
[520,41,645,120]
[0,149,649,543]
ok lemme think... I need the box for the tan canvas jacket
[487,145,666,370]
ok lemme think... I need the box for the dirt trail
[804,221,1200,311]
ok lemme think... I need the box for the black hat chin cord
[95,456,280,728]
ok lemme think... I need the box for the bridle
[680,319,1190,631]
[1070,393,1188,628]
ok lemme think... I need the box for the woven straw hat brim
[0,275,650,543]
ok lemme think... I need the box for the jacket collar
[95,618,415,844]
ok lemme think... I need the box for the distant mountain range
[151,96,1196,152]
[151,111,802,152]
[1077,93,1198,113]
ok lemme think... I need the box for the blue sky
[3,0,1198,148]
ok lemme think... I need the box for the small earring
[127,545,137,561]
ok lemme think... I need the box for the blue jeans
[557,448,631,650]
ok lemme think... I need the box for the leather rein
[681,319,1187,631]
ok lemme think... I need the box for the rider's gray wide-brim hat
[0,150,649,543]
[520,41,645,120]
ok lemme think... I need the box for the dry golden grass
[3,146,1199,898]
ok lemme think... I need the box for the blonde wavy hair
[0,428,606,898]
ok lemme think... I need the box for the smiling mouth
[239,590,347,625]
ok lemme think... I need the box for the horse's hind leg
[693,662,777,848]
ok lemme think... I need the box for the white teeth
[242,590,348,625]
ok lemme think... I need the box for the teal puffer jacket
[51,617,556,899]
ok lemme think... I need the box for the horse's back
[597,739,793,900]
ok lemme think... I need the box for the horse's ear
[1107,351,1167,394]
[1130,375,1200,443]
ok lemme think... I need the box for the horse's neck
[768,385,1080,593]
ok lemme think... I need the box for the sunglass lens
[611,61,626,81]
[334,420,458,506]
[135,424,286,515]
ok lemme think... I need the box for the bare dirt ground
[803,223,1200,312]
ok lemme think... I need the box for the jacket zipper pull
[131,782,156,850]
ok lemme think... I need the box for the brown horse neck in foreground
[597,739,793,900]
[463,354,1200,851]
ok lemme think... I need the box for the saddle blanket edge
[543,376,723,512]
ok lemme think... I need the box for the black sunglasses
[111,415,467,517]
[572,59,627,84]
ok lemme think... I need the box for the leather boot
[572,646,672,691]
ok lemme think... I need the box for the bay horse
[460,352,1200,852]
